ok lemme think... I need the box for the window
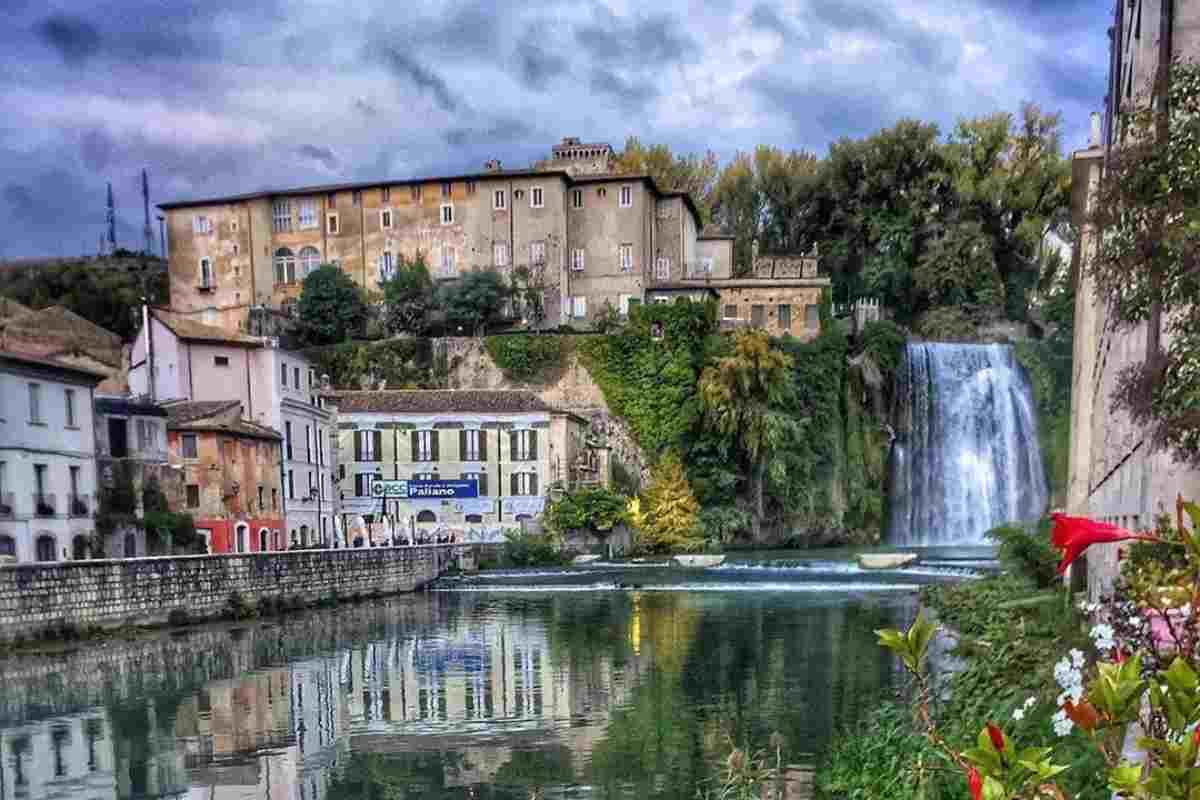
[571,296,587,319]
[326,212,339,234]
[64,389,76,427]
[511,429,537,460]
[36,535,57,562]
[598,187,607,198]
[186,484,200,508]
[354,472,373,497]
[530,186,544,208]
[272,199,292,232]
[0,536,13,556]
[466,181,477,195]
[285,422,293,460]
[294,367,300,391]
[305,425,312,463]
[465,514,483,523]
[416,509,437,523]
[462,471,488,496]
[570,248,585,271]
[411,185,422,202]
[182,433,198,459]
[512,472,538,496]
[440,204,454,225]
[619,294,637,316]
[493,189,506,210]
[461,429,483,461]
[413,429,435,462]
[724,304,738,319]
[351,190,360,206]
[441,182,452,198]
[493,241,508,268]
[280,362,288,387]
[530,240,546,266]
[192,215,212,235]
[805,303,820,330]
[440,246,456,275]
[572,189,583,209]
[298,200,317,229]
[288,470,294,499]
[213,355,229,367]
[328,192,337,207]
[413,472,436,482]
[28,383,41,424]
[619,185,633,207]
[381,186,390,202]
[272,488,277,509]
[297,246,320,277]
[199,258,213,288]
[655,257,670,280]
[751,304,766,327]
[778,304,792,330]
[619,244,633,273]
[380,208,393,229]
[274,248,296,284]
[378,250,394,282]
[258,485,264,510]
[355,430,381,462]
[700,256,714,276]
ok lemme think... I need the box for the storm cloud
[0,0,1109,258]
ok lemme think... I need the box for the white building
[128,308,338,546]
[0,350,103,562]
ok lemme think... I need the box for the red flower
[1193,726,1200,748]
[986,721,1005,752]
[1051,513,1158,575]
[967,767,983,800]
[1063,699,1101,731]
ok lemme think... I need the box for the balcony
[0,493,12,518]
[34,493,56,517]
[69,494,91,518]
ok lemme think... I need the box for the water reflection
[0,580,923,799]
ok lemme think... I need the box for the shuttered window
[412,430,437,462]
[509,429,537,461]
[462,472,488,496]
[511,472,538,496]
[460,429,485,461]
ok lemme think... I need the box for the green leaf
[1109,761,1144,794]
[1165,657,1198,695]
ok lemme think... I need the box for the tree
[297,264,369,345]
[629,454,703,552]
[698,330,800,541]
[913,220,1005,309]
[438,270,511,336]
[611,137,720,223]
[381,253,434,335]
[1090,61,1200,466]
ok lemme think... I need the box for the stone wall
[0,545,455,642]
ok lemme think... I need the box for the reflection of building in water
[0,712,116,800]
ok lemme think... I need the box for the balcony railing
[34,493,56,517]
[0,493,13,518]
[70,494,91,517]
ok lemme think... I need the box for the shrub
[856,319,907,385]
[544,487,628,533]
[817,701,935,800]
[438,270,512,335]
[297,264,369,345]
[502,530,566,567]
[225,590,257,620]
[984,518,1059,588]
[381,253,435,335]
[485,334,567,382]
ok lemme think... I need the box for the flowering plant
[877,498,1200,799]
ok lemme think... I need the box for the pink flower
[1051,513,1158,575]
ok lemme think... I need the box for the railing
[34,493,56,517]
[0,493,12,518]
[70,494,91,517]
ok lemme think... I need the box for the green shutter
[354,431,362,462]
[459,430,467,460]
[411,430,419,461]
[529,430,538,459]
[509,431,518,460]
[372,431,382,462]
[431,430,440,461]
[479,430,488,461]
[531,473,539,496]
[510,473,518,495]
[480,472,488,496]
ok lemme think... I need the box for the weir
[888,342,1048,546]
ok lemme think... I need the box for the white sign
[501,497,546,516]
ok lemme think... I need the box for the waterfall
[888,343,1048,546]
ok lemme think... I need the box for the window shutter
[459,430,467,460]
[529,430,538,459]
[509,431,517,460]
[431,430,439,461]
[531,473,539,496]
[510,473,518,496]
[373,431,382,462]
[411,430,419,460]
[354,431,362,462]
[479,429,488,461]
[480,472,488,496]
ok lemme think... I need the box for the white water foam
[430,582,920,594]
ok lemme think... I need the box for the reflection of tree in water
[492,745,575,790]
[326,751,470,798]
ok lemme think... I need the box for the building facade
[1069,0,1200,597]
[329,390,594,542]
[163,400,285,554]
[93,396,172,558]
[0,351,103,563]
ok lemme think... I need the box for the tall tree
[698,330,800,540]
[629,454,704,552]
[381,253,434,336]
[612,137,720,223]
[297,264,369,345]
[438,270,511,336]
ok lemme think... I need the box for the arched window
[299,246,320,277]
[274,248,296,284]
[515,514,532,522]
[274,529,284,550]
[72,535,89,560]
[416,510,436,523]
[124,532,137,558]
[259,528,269,551]
[300,524,309,546]
[36,535,57,562]
[235,524,248,554]
[0,535,16,558]
[465,514,483,523]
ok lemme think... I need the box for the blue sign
[371,478,479,499]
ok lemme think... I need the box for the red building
[164,400,285,554]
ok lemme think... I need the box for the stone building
[163,400,285,554]
[1069,0,1200,597]
[328,390,598,542]
[128,308,339,545]
[93,395,172,558]
[0,350,104,563]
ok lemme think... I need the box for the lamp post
[375,469,384,547]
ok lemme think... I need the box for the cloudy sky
[2,0,1110,258]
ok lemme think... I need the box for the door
[751,305,766,327]
[108,418,128,458]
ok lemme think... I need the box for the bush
[502,530,566,567]
[381,253,435,335]
[985,518,1059,588]
[856,319,906,385]
[297,264,370,345]
[225,590,257,620]
[439,270,512,335]
[544,487,628,533]
[817,701,934,800]
[485,334,567,382]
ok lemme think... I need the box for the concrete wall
[565,180,652,322]
[717,284,826,340]
[697,238,734,279]
[0,545,453,641]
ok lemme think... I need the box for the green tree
[381,253,434,335]
[611,137,720,222]
[630,454,703,552]
[544,487,628,534]
[438,270,512,336]
[297,264,369,345]
[698,330,799,540]
[913,219,1005,308]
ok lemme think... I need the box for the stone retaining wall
[0,544,457,641]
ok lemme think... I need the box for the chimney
[1089,112,1102,148]
[484,159,502,172]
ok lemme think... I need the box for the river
[0,555,982,799]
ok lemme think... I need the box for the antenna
[142,169,154,256]
[106,182,116,253]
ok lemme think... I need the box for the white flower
[1070,649,1086,668]
[1013,708,1026,721]
[1024,696,1037,710]
[1181,604,1193,619]
[1052,709,1074,737]
[1128,615,1142,628]
[1090,623,1116,652]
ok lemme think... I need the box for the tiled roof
[4,305,122,348]
[163,400,240,425]
[96,395,168,417]
[0,349,108,382]
[328,390,561,415]
[164,400,282,440]
[152,309,262,346]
